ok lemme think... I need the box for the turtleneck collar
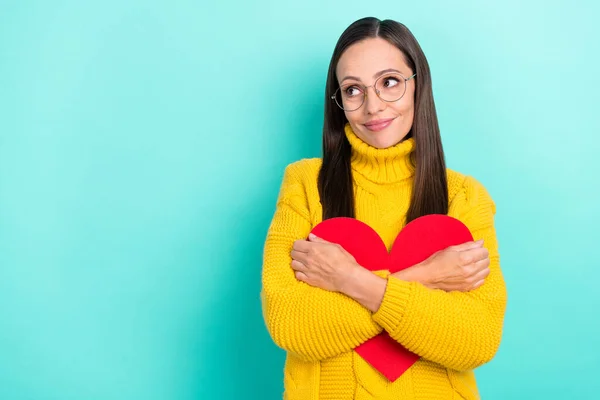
[344,123,416,184]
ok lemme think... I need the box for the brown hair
[318,17,448,223]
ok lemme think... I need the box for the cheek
[393,96,415,123]
[394,94,414,115]
[344,110,361,126]
[344,112,366,138]
[388,99,414,137]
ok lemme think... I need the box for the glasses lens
[375,74,407,102]
[335,85,364,111]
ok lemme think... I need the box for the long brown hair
[318,17,448,223]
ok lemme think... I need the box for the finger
[458,247,489,266]
[442,277,485,292]
[291,259,308,272]
[292,239,310,253]
[465,247,490,263]
[469,257,491,275]
[465,267,489,290]
[290,250,309,264]
[471,279,485,290]
[472,264,491,280]
[448,240,481,251]
[459,239,484,250]
[447,239,484,252]
[295,270,308,282]
[308,233,330,244]
[434,282,467,292]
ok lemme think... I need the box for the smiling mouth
[364,118,395,131]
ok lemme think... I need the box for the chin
[361,131,405,149]
[375,138,400,149]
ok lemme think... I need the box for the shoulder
[280,158,322,193]
[275,158,323,223]
[277,158,322,200]
[447,168,496,220]
[283,158,322,179]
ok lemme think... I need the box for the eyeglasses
[331,72,417,111]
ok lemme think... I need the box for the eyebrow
[339,68,403,84]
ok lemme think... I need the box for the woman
[261,17,507,400]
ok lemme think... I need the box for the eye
[382,76,400,88]
[344,86,362,97]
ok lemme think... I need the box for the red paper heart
[310,214,473,381]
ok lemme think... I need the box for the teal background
[1,0,598,399]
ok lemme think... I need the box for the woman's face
[336,37,416,149]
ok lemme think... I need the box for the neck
[344,123,416,184]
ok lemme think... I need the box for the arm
[370,177,508,371]
[260,162,383,362]
[339,177,507,371]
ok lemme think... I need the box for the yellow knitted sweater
[261,124,507,400]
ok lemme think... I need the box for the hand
[393,240,490,292]
[290,233,360,292]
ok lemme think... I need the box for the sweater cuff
[372,276,413,333]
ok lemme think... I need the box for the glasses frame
[331,72,417,112]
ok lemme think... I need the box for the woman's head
[334,37,416,149]
[325,17,436,149]
[319,17,448,222]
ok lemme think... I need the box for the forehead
[336,37,409,79]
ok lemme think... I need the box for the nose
[364,86,385,114]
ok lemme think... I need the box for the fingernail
[308,233,316,240]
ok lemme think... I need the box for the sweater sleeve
[371,176,508,371]
[260,162,383,362]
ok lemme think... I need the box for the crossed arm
[260,166,507,370]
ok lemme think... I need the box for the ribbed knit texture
[261,123,507,399]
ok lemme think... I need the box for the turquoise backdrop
[1,0,598,399]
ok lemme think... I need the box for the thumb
[448,239,483,252]
[308,233,329,243]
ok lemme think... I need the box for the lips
[364,118,395,131]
